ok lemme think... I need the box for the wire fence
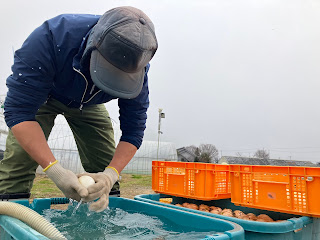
[0,97,8,152]
[122,156,177,175]
[35,115,177,175]
[35,149,177,175]
[0,101,178,175]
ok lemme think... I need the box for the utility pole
[157,108,165,160]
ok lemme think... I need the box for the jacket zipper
[83,90,102,104]
[89,85,95,94]
[73,67,101,110]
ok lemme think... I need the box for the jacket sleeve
[117,64,150,149]
[4,21,56,128]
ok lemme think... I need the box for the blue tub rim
[134,193,313,234]
[0,197,245,240]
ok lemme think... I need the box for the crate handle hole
[306,177,313,182]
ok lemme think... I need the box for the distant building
[219,156,315,167]
[177,147,196,162]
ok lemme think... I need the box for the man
[0,6,158,212]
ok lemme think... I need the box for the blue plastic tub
[134,194,313,240]
[0,197,245,240]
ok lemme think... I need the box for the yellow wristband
[106,166,119,178]
[43,160,58,172]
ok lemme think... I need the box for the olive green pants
[0,98,118,194]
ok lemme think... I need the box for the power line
[221,146,320,151]
[270,150,320,153]
[270,147,320,149]
[220,147,320,153]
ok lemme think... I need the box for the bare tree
[185,145,198,154]
[236,152,243,157]
[200,144,219,162]
[185,144,219,163]
[185,145,199,162]
[254,149,270,159]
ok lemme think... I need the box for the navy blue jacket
[4,14,150,149]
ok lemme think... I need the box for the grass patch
[120,174,152,188]
[132,175,142,179]
[31,175,63,199]
[31,173,153,200]
[38,179,54,185]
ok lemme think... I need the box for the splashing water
[72,199,83,215]
[42,201,218,240]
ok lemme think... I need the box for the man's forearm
[11,121,55,168]
[108,141,137,173]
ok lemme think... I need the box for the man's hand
[44,161,88,201]
[78,167,119,212]
[11,121,88,201]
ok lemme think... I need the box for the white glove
[44,161,88,201]
[78,167,119,212]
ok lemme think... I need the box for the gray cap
[84,6,158,99]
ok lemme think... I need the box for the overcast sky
[1,0,320,162]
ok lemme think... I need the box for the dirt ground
[119,173,155,199]
[120,182,155,199]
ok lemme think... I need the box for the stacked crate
[152,161,231,200]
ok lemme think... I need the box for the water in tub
[42,175,219,239]
[42,201,220,240]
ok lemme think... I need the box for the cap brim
[90,50,145,99]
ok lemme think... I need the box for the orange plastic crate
[230,164,320,217]
[152,161,231,200]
